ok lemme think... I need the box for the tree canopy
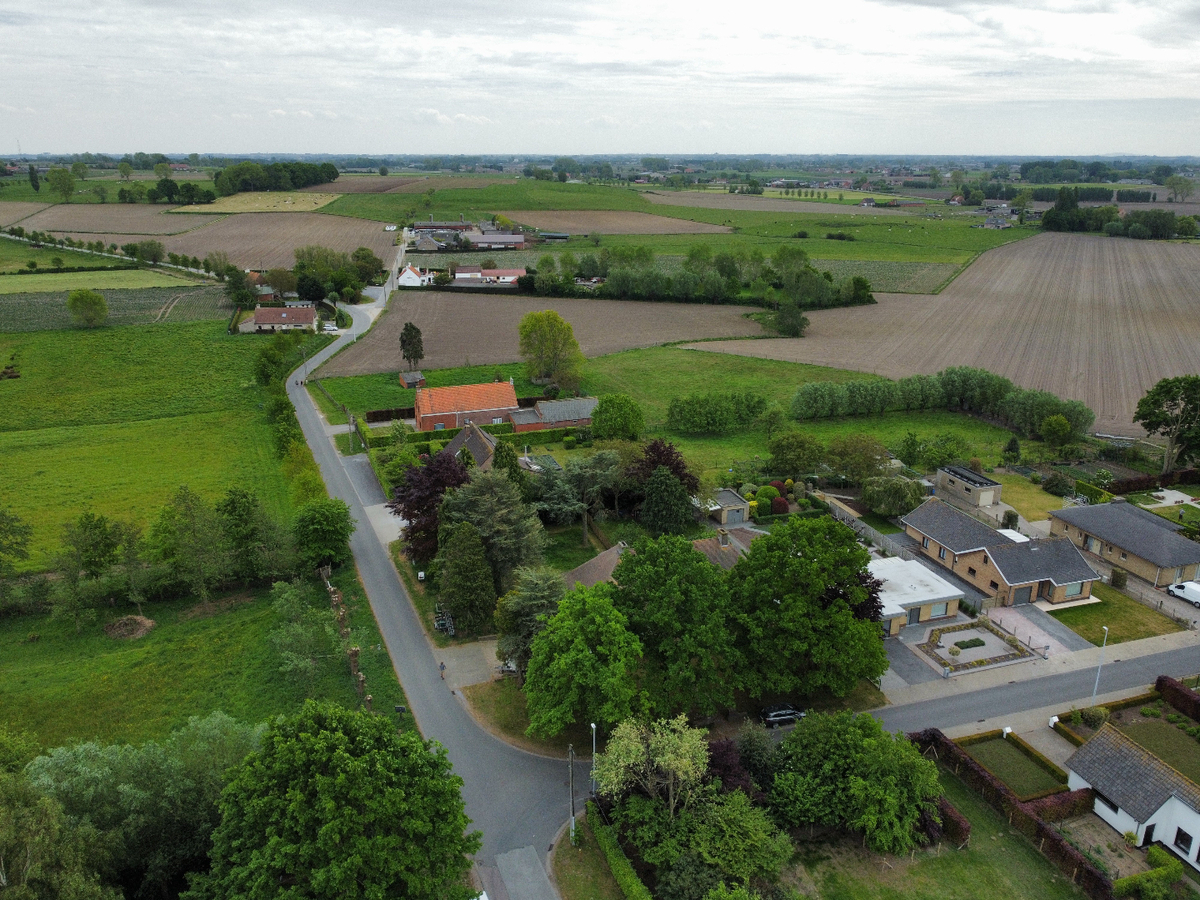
[188,702,479,900]
[1133,375,1200,474]
[292,497,355,570]
[592,393,645,441]
[495,567,564,677]
[399,321,424,370]
[518,309,583,384]
[389,451,469,563]
[440,468,544,593]
[639,466,694,536]
[67,289,108,328]
[438,522,496,629]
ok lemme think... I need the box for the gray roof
[987,538,1096,587]
[1051,501,1200,569]
[901,498,1010,553]
[443,423,497,470]
[563,543,629,589]
[535,397,598,425]
[509,408,541,425]
[715,488,749,509]
[400,371,424,387]
[939,465,1000,489]
[1067,724,1200,821]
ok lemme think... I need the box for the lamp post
[590,723,596,796]
[568,744,576,845]
[1091,625,1109,705]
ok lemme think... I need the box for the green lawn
[543,525,600,573]
[461,677,596,758]
[1047,582,1183,645]
[1119,721,1200,785]
[0,571,406,750]
[784,769,1085,899]
[553,814,625,900]
[993,473,1065,523]
[0,238,102,273]
[0,322,321,569]
[0,268,194,294]
[0,284,228,332]
[859,511,902,534]
[963,739,1064,798]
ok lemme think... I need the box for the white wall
[1068,772,1143,841]
[1144,796,1200,872]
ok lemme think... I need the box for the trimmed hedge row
[401,421,519,445]
[938,796,972,846]
[0,264,139,276]
[1157,675,1200,722]
[587,802,653,900]
[910,729,1113,900]
[1055,691,1163,745]
[1109,468,1200,496]
[1074,480,1114,504]
[1113,845,1183,898]
[955,731,1067,801]
[1008,733,1070,784]
[1053,720,1086,747]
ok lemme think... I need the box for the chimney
[509,377,514,385]
[718,529,729,548]
[460,214,464,223]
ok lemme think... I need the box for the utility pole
[590,723,596,796]
[1091,625,1109,704]
[568,744,576,844]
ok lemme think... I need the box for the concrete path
[287,303,585,898]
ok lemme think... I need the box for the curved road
[287,305,589,882]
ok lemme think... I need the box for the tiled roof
[1067,723,1200,821]
[442,423,497,469]
[691,526,768,571]
[1051,501,1200,569]
[400,371,424,387]
[987,537,1097,587]
[481,269,527,277]
[715,488,748,509]
[509,408,541,425]
[563,543,629,589]
[414,382,519,419]
[901,498,1009,553]
[534,397,598,424]
[254,306,315,325]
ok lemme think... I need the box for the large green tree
[727,517,887,699]
[186,702,479,900]
[148,486,230,602]
[46,166,75,202]
[524,584,643,737]
[217,487,295,585]
[826,432,888,483]
[399,321,424,370]
[860,477,925,517]
[518,309,583,384]
[594,715,709,819]
[292,497,355,570]
[591,393,645,441]
[768,430,824,478]
[0,506,32,581]
[67,289,108,328]
[438,522,496,629]
[440,468,544,593]
[563,450,622,545]
[1133,375,1200,473]
[639,466,693,536]
[611,536,734,717]
[494,567,564,678]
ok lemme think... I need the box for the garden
[1047,583,1183,645]
[918,620,1033,673]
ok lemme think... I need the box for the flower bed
[918,619,1033,673]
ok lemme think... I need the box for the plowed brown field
[0,202,50,227]
[317,293,766,377]
[678,233,1200,435]
[20,204,208,234]
[498,210,730,234]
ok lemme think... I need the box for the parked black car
[760,704,805,728]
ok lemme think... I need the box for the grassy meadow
[0,284,229,331]
[0,268,196,295]
[0,321,309,569]
[0,237,109,272]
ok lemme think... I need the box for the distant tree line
[213,161,339,196]
[1042,188,1196,238]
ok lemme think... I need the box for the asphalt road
[877,644,1200,734]
[288,309,589,866]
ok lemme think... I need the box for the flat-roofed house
[936,465,1002,508]
[871,556,963,636]
[1049,499,1200,587]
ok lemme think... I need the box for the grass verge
[1047,582,1183,645]
[993,473,1065,523]
[552,813,625,900]
[460,678,595,759]
[963,738,1064,798]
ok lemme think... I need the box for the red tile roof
[254,306,315,326]
[415,382,519,419]
[482,269,526,277]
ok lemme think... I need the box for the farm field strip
[677,233,1200,435]
[0,236,102,272]
[497,209,730,234]
[0,201,51,227]
[0,268,198,295]
[18,203,222,235]
[296,175,427,193]
[641,190,917,215]
[0,284,228,331]
[172,191,340,214]
[314,291,767,378]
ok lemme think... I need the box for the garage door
[728,508,743,524]
[979,490,994,506]
[1013,585,1033,605]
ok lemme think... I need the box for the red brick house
[247,305,315,333]
[414,382,520,431]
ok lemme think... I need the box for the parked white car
[322,322,339,333]
[1166,581,1200,608]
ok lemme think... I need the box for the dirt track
[679,233,1200,435]
[499,210,730,234]
[317,293,766,377]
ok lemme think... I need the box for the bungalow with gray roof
[1049,499,1200,588]
[442,423,498,471]
[901,498,1096,605]
[1066,724,1200,870]
[562,543,629,589]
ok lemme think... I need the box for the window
[922,537,930,549]
[1177,567,1185,582]
[1065,582,1083,597]
[434,423,445,431]
[1121,552,1127,560]
[990,581,999,590]
[492,417,504,424]
[968,567,977,577]
[965,486,972,493]
[929,602,948,618]
[1095,792,1119,813]
[948,478,956,486]
[983,555,989,565]
[1175,828,1193,855]
[938,547,947,560]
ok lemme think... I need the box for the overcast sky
[2,0,1198,157]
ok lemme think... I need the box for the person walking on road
[439,661,446,680]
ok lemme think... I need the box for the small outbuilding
[707,488,751,526]
[870,557,963,636]
[399,371,426,389]
[936,465,1002,508]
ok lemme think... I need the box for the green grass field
[1047,582,1183,645]
[0,569,406,750]
[0,268,195,294]
[964,739,1064,798]
[785,769,1086,899]
[0,322,313,569]
[1119,721,1200,785]
[0,237,111,272]
[0,284,229,331]
[993,473,1066,523]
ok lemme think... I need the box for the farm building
[860,198,876,207]
[1066,724,1200,871]
[397,265,432,287]
[509,397,599,432]
[399,371,426,389]
[413,235,443,252]
[243,304,316,333]
[414,381,520,431]
[413,215,474,233]
[1049,499,1200,587]
[983,216,1012,229]
[481,268,525,284]
[454,266,483,282]
[870,556,963,637]
[540,232,570,242]
[901,498,1096,605]
[707,488,751,526]
[936,465,1003,508]
[464,232,526,250]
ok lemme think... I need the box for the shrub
[739,483,758,499]
[938,797,971,846]
[948,646,961,657]
[1110,568,1128,589]
[1002,510,1019,530]
[755,485,780,503]
[587,802,653,900]
[1141,706,1161,718]
[1042,472,1074,496]
[770,497,788,515]
[1113,845,1183,898]
[769,480,786,494]
[1029,472,1043,484]
[1080,706,1110,728]
[954,637,985,650]
[1103,221,1126,237]
[563,436,577,449]
[1005,634,1019,646]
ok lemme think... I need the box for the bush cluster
[666,391,766,435]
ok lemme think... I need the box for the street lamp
[590,723,596,796]
[1091,625,1109,705]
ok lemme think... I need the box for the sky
[2,0,1198,157]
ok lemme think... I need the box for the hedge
[1112,845,1183,898]
[404,421,518,444]
[1157,675,1200,721]
[939,796,972,846]
[1109,468,1200,496]
[0,264,140,277]
[499,426,577,446]
[1074,480,1114,504]
[587,802,653,900]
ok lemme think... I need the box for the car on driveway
[1167,581,1200,608]
[760,704,805,728]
